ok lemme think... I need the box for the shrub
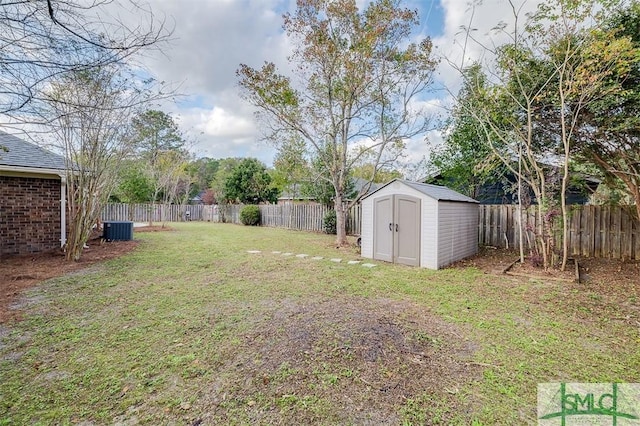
[240,205,261,226]
[323,209,337,234]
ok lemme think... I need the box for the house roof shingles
[0,131,66,171]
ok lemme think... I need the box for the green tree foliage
[529,0,639,268]
[300,156,356,207]
[210,158,243,202]
[222,158,279,204]
[130,110,190,206]
[270,136,309,199]
[451,0,639,269]
[114,160,154,203]
[351,164,403,184]
[187,157,220,197]
[132,110,185,164]
[569,1,640,221]
[237,0,437,245]
[429,65,505,199]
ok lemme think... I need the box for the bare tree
[0,0,170,120]
[449,0,636,269]
[42,65,157,260]
[238,0,437,245]
[533,0,637,270]
[155,149,192,226]
[448,1,557,267]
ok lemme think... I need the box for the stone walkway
[246,250,377,268]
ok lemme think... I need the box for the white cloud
[195,106,254,138]
[133,0,295,165]
[174,103,276,165]
[143,0,293,98]
[433,0,541,92]
[136,0,542,170]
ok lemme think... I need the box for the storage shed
[360,179,479,270]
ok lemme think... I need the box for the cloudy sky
[138,0,539,168]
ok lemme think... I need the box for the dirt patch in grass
[193,297,482,425]
[0,240,138,324]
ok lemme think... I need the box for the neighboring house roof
[0,131,67,172]
[190,190,205,203]
[353,178,381,197]
[362,179,479,203]
[278,183,313,200]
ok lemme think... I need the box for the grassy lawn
[1,223,639,425]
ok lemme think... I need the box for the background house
[277,183,319,205]
[426,170,600,205]
[0,132,68,255]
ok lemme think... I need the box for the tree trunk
[517,145,525,263]
[334,194,348,246]
[534,196,550,270]
[560,156,570,271]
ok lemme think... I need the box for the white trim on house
[0,164,67,179]
[60,175,67,248]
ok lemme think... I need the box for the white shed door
[373,196,393,262]
[373,194,421,266]
[394,195,421,266]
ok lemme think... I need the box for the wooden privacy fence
[479,204,640,259]
[102,203,362,235]
[102,203,639,259]
[257,204,361,235]
[260,204,327,232]
[102,203,205,223]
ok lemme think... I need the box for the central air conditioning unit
[103,221,134,241]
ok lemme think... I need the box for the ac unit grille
[103,221,133,241]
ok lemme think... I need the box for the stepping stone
[347,260,361,265]
[296,254,309,258]
[272,251,282,254]
[311,256,324,260]
[362,263,377,268]
[247,250,261,254]
[330,258,342,263]
[282,252,293,256]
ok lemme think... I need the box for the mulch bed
[0,226,172,323]
[455,247,640,287]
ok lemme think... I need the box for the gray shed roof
[0,131,67,171]
[363,179,479,203]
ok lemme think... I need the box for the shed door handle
[389,223,393,231]
[395,224,399,232]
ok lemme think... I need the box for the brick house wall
[0,175,62,255]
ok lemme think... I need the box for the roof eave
[359,178,400,201]
[0,164,67,177]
